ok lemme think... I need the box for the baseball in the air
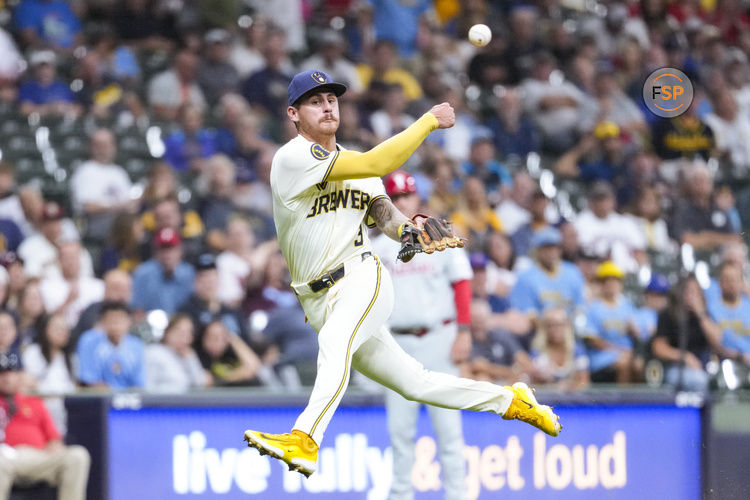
[468,24,491,47]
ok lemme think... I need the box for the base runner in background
[243,69,562,479]
[372,170,473,500]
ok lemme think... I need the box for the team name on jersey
[307,188,372,218]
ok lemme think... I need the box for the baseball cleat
[244,429,319,477]
[502,382,562,436]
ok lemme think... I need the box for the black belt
[308,252,371,293]
[392,319,453,337]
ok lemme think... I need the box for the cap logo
[311,143,331,160]
[311,72,327,84]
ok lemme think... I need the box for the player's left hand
[397,214,465,262]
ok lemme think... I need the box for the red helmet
[384,170,417,197]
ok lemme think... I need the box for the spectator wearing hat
[707,261,750,357]
[179,253,248,340]
[17,202,94,281]
[634,272,671,343]
[76,301,144,390]
[18,50,81,118]
[198,29,240,106]
[131,228,195,318]
[39,240,105,328]
[300,29,363,96]
[510,227,586,323]
[14,0,82,50]
[670,160,741,251]
[555,121,629,184]
[147,49,206,121]
[582,261,641,383]
[573,180,646,274]
[0,350,90,500]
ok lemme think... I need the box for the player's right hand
[428,102,455,129]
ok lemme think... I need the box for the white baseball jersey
[271,135,386,285]
[372,233,472,329]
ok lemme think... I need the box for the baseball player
[243,70,561,478]
[372,170,472,500]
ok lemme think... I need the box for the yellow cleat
[243,429,319,477]
[502,382,562,436]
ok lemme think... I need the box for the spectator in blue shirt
[18,51,81,118]
[163,104,218,173]
[14,0,82,50]
[510,227,586,319]
[583,261,640,383]
[131,228,195,318]
[76,301,145,389]
[365,0,431,58]
[708,262,750,359]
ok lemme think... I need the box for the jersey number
[353,227,363,247]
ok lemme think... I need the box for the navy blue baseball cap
[287,70,347,106]
[645,272,671,294]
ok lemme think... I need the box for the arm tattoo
[370,197,410,241]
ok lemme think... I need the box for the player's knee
[65,445,91,468]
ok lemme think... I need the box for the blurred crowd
[2,0,750,435]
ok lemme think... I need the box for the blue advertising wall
[108,403,701,500]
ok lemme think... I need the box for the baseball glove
[397,213,465,262]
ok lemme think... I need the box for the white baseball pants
[291,254,513,446]
[386,322,466,500]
